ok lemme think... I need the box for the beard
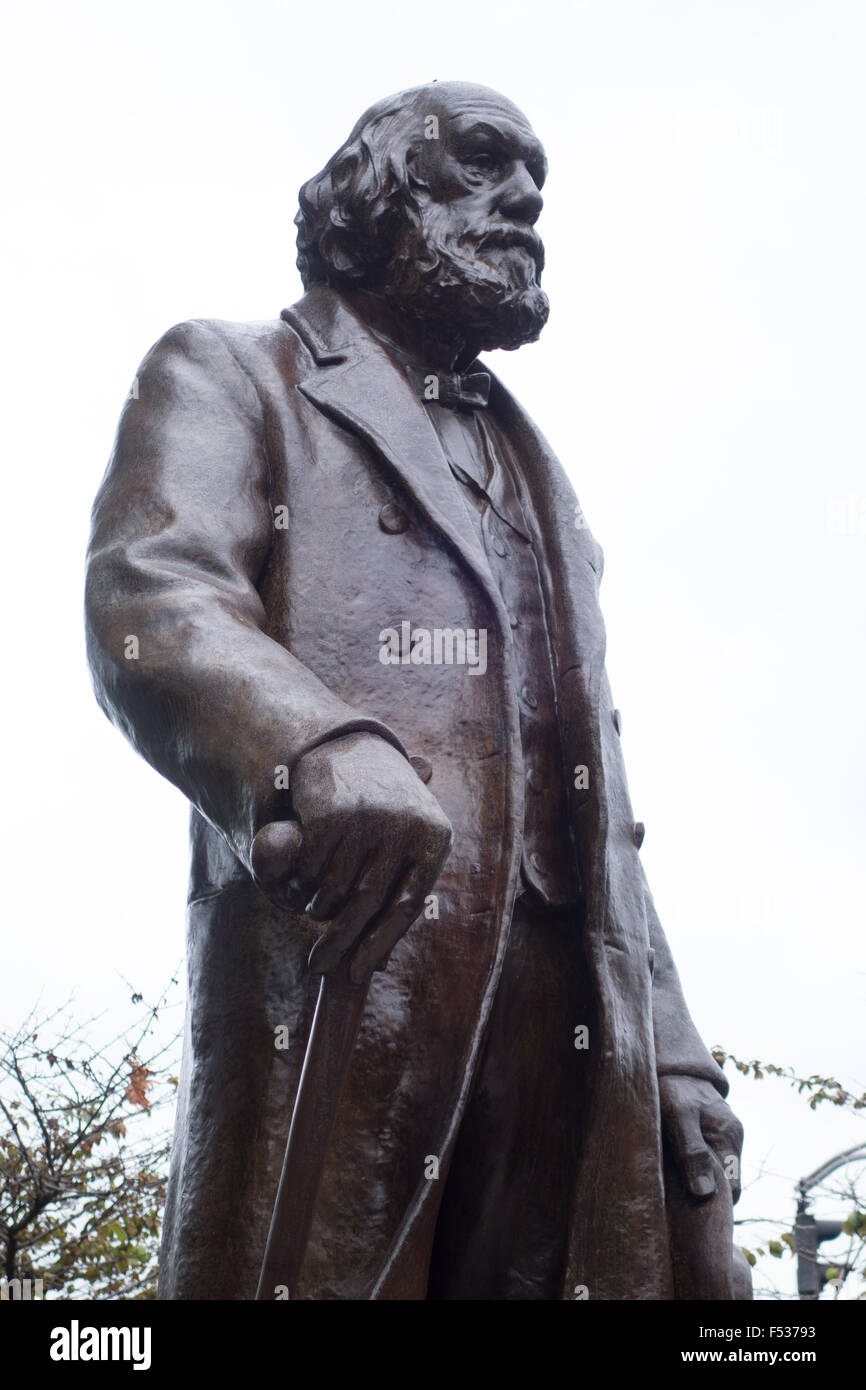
[380,200,550,355]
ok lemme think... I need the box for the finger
[700,1104,744,1204]
[666,1101,717,1201]
[344,828,450,982]
[306,838,369,920]
[287,820,344,905]
[309,851,409,975]
[346,864,430,984]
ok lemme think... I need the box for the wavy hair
[295,86,432,291]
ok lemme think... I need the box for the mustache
[381,203,550,353]
[472,224,545,276]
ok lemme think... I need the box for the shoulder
[133,313,311,408]
[144,315,301,372]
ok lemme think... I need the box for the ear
[403,145,431,194]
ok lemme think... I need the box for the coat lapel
[282,289,501,615]
[484,370,607,692]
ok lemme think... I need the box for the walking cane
[251,819,374,1301]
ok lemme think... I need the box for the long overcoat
[85,285,733,1299]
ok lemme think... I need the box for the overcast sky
[3,0,864,1298]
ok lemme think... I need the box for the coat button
[612,708,622,734]
[508,610,519,628]
[378,502,410,534]
[490,532,509,558]
[527,767,543,794]
[410,755,433,784]
[633,821,645,849]
[529,852,546,874]
[521,685,538,710]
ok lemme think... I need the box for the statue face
[414,86,548,283]
[380,84,551,357]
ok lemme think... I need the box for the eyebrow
[452,119,547,174]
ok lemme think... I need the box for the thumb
[250,820,303,896]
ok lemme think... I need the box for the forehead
[434,92,546,164]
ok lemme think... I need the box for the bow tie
[407,366,491,411]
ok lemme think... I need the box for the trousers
[427,889,589,1299]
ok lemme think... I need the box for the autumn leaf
[125,1060,154,1111]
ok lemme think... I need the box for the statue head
[295,81,549,358]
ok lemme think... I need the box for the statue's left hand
[658,1075,744,1205]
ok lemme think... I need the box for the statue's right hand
[260,732,452,984]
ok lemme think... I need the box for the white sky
[2,0,864,1299]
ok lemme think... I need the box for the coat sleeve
[643,866,729,1097]
[85,319,408,872]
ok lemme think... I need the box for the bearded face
[295,84,551,358]
[380,196,550,354]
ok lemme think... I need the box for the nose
[498,162,544,224]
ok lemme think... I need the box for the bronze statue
[85,80,749,1300]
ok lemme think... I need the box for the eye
[464,150,500,175]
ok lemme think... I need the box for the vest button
[490,533,509,558]
[527,767,543,794]
[612,708,622,734]
[633,821,645,849]
[521,685,538,710]
[378,502,410,534]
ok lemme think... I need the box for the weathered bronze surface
[85,81,749,1300]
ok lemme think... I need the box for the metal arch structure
[795,1142,866,1299]
[797,1142,866,1201]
